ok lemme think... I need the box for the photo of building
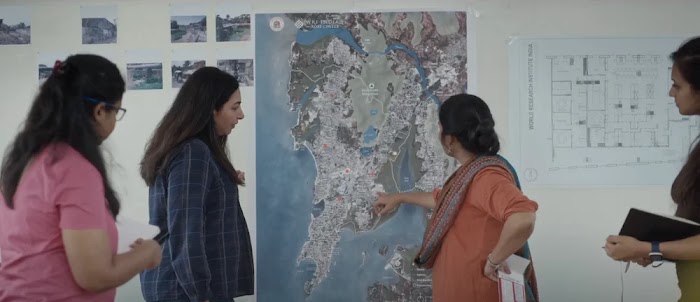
[82,18,116,44]
[216,14,250,42]
[217,59,254,86]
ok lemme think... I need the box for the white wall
[0,0,698,301]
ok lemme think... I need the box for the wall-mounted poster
[254,11,472,302]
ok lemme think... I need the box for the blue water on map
[297,27,440,105]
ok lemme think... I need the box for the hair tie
[53,60,64,75]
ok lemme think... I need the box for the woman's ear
[92,103,107,120]
[443,134,454,146]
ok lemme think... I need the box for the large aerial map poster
[256,11,468,302]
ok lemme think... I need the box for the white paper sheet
[508,36,699,186]
[115,216,160,253]
[498,254,531,302]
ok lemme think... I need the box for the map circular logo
[524,168,538,182]
[269,17,284,32]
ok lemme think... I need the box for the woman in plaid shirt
[139,67,254,302]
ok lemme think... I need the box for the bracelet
[487,254,500,268]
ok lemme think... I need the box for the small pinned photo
[170,3,207,43]
[125,49,164,90]
[172,60,205,88]
[127,63,163,90]
[215,3,251,42]
[0,6,31,45]
[38,51,71,84]
[171,48,207,89]
[81,5,117,44]
[217,59,254,86]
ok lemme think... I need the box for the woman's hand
[483,255,511,282]
[604,235,650,262]
[633,257,652,267]
[373,192,401,216]
[236,170,245,182]
[130,238,162,270]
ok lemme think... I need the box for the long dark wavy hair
[140,66,244,186]
[671,37,700,222]
[0,54,125,217]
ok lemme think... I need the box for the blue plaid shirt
[140,139,254,302]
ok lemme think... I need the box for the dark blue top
[140,139,254,302]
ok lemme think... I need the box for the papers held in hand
[619,208,700,242]
[115,216,160,253]
[498,254,531,302]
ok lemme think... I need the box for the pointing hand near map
[236,170,245,182]
[373,192,400,215]
[374,191,437,215]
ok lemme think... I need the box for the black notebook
[619,208,700,242]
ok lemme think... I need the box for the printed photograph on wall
[172,60,206,88]
[125,49,164,90]
[217,59,254,86]
[170,3,207,43]
[0,6,31,45]
[81,5,117,44]
[216,3,251,42]
[127,63,163,90]
[171,48,207,88]
[38,51,71,83]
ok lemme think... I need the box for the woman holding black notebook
[605,36,700,302]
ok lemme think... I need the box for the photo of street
[171,15,206,43]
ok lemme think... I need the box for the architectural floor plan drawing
[509,37,700,186]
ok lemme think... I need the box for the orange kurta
[431,166,538,302]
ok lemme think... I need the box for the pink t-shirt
[0,143,118,302]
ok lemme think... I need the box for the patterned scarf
[414,155,539,302]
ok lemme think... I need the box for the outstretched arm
[373,191,435,215]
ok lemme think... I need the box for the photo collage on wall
[0,3,254,90]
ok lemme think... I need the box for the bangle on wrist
[487,254,500,268]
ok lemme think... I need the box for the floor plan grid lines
[509,37,700,186]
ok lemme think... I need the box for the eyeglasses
[83,97,127,121]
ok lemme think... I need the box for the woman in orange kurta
[375,94,539,302]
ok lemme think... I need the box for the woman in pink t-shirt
[0,54,162,302]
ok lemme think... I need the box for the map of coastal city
[256,12,467,302]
